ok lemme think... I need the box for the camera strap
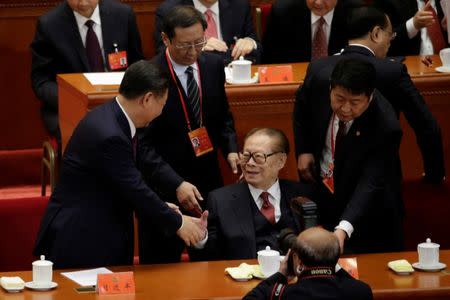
[298,266,335,279]
[270,283,286,300]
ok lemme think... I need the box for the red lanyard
[330,113,338,161]
[165,48,203,131]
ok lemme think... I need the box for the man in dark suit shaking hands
[34,60,207,269]
[30,0,144,142]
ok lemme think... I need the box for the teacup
[417,238,440,267]
[257,246,281,277]
[440,48,450,67]
[32,255,53,287]
[229,56,252,83]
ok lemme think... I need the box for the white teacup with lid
[229,56,252,83]
[440,48,450,67]
[417,238,440,267]
[32,255,53,287]
[257,246,281,277]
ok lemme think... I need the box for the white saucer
[412,262,447,272]
[226,76,258,85]
[1,286,24,293]
[435,66,450,73]
[24,281,58,291]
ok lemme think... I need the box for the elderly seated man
[192,127,315,260]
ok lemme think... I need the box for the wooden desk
[58,55,450,183]
[1,251,450,299]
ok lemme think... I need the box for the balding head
[292,227,340,268]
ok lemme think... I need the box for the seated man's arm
[243,272,288,300]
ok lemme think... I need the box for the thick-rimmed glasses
[173,38,207,51]
[239,151,283,165]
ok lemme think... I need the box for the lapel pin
[356,131,361,137]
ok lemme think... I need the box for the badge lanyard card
[165,49,213,157]
[322,114,338,194]
[108,43,128,70]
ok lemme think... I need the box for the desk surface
[1,250,450,300]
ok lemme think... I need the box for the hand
[166,202,181,215]
[278,249,290,276]
[176,212,208,246]
[203,37,228,52]
[227,152,239,174]
[176,181,203,217]
[231,38,255,60]
[297,154,316,183]
[413,2,435,30]
[334,229,347,254]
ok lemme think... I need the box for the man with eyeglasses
[138,5,238,264]
[191,127,314,260]
[153,0,261,63]
[295,6,444,211]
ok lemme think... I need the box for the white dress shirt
[193,0,223,41]
[320,114,354,238]
[115,97,136,138]
[167,52,200,95]
[405,0,437,55]
[248,180,282,222]
[72,5,105,58]
[311,9,335,52]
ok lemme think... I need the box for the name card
[258,66,293,83]
[97,271,135,294]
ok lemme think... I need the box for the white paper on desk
[61,267,112,286]
[83,72,125,85]
[441,0,450,43]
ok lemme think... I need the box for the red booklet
[338,257,359,279]
[258,65,294,83]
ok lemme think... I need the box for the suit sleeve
[261,4,281,64]
[126,6,144,63]
[243,272,288,300]
[240,0,262,63]
[153,3,167,55]
[293,63,315,157]
[30,18,58,111]
[100,135,182,235]
[396,65,445,181]
[340,129,402,228]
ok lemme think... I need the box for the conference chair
[255,3,272,41]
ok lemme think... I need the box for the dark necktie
[312,17,328,60]
[85,20,104,72]
[335,120,347,151]
[132,135,137,161]
[185,66,201,128]
[424,1,446,54]
[260,192,275,225]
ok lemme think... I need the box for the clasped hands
[202,37,255,60]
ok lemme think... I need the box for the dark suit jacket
[262,0,348,63]
[295,45,445,182]
[244,270,373,300]
[374,0,449,56]
[295,85,404,253]
[30,0,143,137]
[202,180,312,260]
[33,100,181,269]
[153,0,262,63]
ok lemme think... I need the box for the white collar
[248,179,281,202]
[348,43,376,56]
[193,0,220,15]
[73,5,101,31]
[311,9,334,26]
[115,97,136,138]
[167,51,198,77]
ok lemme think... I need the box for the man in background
[139,5,238,263]
[30,0,143,142]
[262,0,348,63]
[34,60,206,269]
[154,0,261,63]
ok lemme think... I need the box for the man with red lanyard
[138,5,239,263]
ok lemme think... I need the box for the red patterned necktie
[204,9,218,39]
[424,1,446,53]
[260,192,275,225]
[85,20,104,72]
[312,17,328,60]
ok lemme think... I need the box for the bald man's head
[292,227,340,268]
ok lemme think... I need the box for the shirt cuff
[335,220,354,238]
[193,230,208,249]
[406,18,419,39]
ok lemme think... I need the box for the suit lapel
[304,8,312,59]
[62,2,90,71]
[230,184,256,253]
[279,181,301,231]
[219,0,231,42]
[99,0,112,71]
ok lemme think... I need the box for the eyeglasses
[173,38,207,50]
[382,28,397,40]
[239,151,283,165]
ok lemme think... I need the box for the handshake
[169,201,208,247]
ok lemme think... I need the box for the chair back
[255,3,273,41]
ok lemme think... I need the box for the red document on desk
[97,271,135,294]
[338,257,359,279]
[258,65,294,83]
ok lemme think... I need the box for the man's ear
[369,92,374,103]
[162,32,170,47]
[141,91,153,107]
[370,26,382,43]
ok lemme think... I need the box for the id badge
[108,51,128,70]
[322,162,335,194]
[188,127,214,157]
